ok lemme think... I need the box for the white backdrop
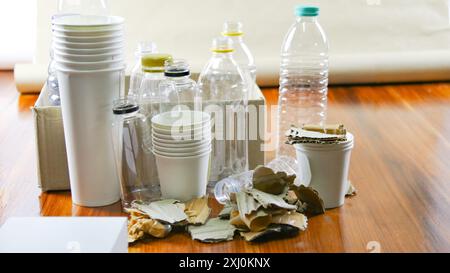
[0,0,36,70]
[30,0,450,86]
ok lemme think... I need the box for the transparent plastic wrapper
[112,98,160,209]
[198,37,249,189]
[214,156,310,204]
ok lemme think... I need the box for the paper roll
[14,63,48,94]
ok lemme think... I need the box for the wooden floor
[1,70,450,253]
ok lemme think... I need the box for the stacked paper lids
[51,15,125,72]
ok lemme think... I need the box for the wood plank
[1,71,449,252]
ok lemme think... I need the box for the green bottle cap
[296,6,320,17]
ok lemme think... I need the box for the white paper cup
[294,133,354,209]
[55,59,124,71]
[153,139,211,149]
[153,142,212,155]
[154,149,211,201]
[152,121,211,135]
[52,15,124,28]
[152,135,210,146]
[152,130,211,141]
[54,50,123,62]
[53,39,124,49]
[56,66,125,207]
[53,43,123,55]
[52,33,123,43]
[152,111,211,131]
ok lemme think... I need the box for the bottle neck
[296,16,318,23]
[212,52,234,58]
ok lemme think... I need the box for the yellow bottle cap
[141,54,172,72]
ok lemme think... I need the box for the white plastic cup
[294,133,354,209]
[56,66,125,207]
[154,150,211,201]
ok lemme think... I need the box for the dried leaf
[132,200,187,224]
[291,185,325,216]
[229,210,248,230]
[240,225,299,243]
[125,208,149,219]
[248,189,297,210]
[284,190,299,205]
[139,219,172,238]
[253,166,295,195]
[272,212,308,231]
[346,181,357,197]
[218,205,234,220]
[236,191,261,216]
[127,218,172,243]
[188,218,236,243]
[184,196,211,225]
[242,209,272,232]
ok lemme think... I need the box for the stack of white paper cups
[52,15,125,207]
[152,111,212,201]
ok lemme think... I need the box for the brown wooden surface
[1,70,450,253]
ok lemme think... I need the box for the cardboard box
[33,81,267,192]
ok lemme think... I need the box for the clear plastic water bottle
[111,98,161,209]
[128,42,158,99]
[159,59,202,113]
[198,37,249,188]
[277,6,329,158]
[222,21,256,84]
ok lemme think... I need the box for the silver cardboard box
[33,82,267,192]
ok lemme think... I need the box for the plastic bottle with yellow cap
[128,42,158,99]
[198,36,249,189]
[222,21,256,84]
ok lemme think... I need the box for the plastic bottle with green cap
[277,5,329,158]
[222,21,256,84]
[198,36,249,187]
[128,41,158,99]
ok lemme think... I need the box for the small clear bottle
[128,42,158,99]
[198,37,249,188]
[112,98,161,209]
[222,21,256,84]
[159,59,202,113]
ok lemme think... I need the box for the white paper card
[0,217,128,253]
